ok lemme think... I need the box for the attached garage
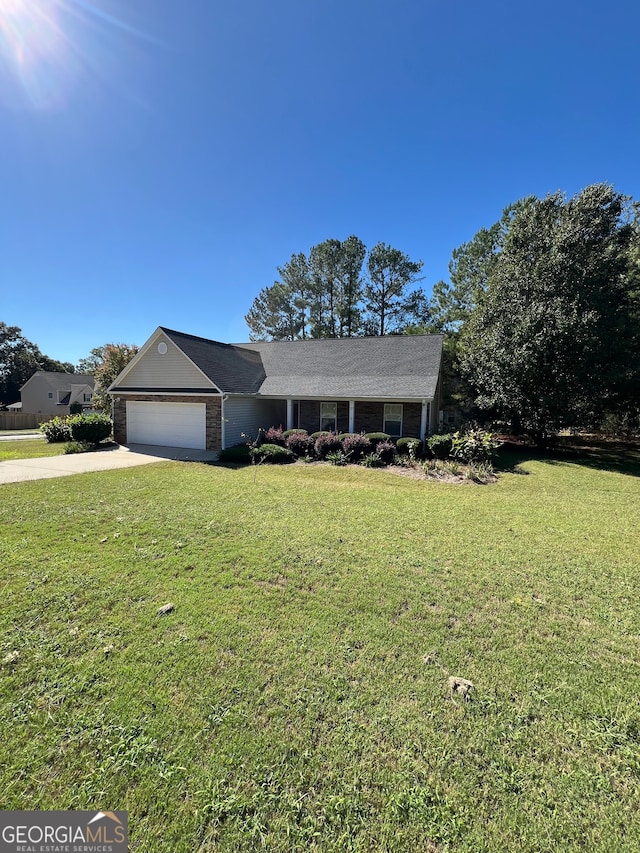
[126,401,206,449]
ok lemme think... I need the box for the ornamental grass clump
[63,440,94,455]
[360,452,384,468]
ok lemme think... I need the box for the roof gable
[109,329,218,392]
[21,371,95,393]
[162,329,265,393]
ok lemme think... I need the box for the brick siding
[298,399,424,436]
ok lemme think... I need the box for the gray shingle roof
[160,328,443,399]
[161,329,265,393]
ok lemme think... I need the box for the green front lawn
[0,438,66,461]
[1,451,639,851]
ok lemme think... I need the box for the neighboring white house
[20,371,95,416]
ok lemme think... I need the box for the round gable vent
[157,342,168,354]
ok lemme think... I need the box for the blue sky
[2,0,639,365]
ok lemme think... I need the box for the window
[320,402,337,432]
[48,392,53,399]
[84,393,92,402]
[384,403,403,437]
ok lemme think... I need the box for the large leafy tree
[429,202,523,333]
[76,346,106,375]
[91,343,139,413]
[424,206,523,418]
[459,184,639,442]
[0,322,74,406]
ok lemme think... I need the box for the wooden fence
[0,412,50,431]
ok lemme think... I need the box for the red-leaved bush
[264,426,285,445]
[286,432,315,457]
[340,433,371,461]
[375,440,396,464]
[314,432,342,459]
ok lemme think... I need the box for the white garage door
[126,401,206,449]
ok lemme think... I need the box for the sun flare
[0,0,155,109]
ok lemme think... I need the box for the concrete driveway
[0,444,218,484]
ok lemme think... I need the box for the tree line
[245,238,428,339]
[4,183,638,440]
[245,183,640,441]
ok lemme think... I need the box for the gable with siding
[114,333,217,391]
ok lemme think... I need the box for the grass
[0,438,66,460]
[1,448,639,851]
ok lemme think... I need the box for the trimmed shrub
[314,432,342,459]
[375,440,396,465]
[365,432,391,445]
[282,428,308,439]
[264,426,285,446]
[68,413,112,445]
[427,432,453,460]
[451,428,501,463]
[219,443,251,464]
[340,433,371,461]
[69,401,83,415]
[251,443,294,464]
[40,417,72,443]
[396,437,423,457]
[310,431,331,440]
[285,432,315,457]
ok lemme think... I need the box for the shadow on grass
[495,438,640,479]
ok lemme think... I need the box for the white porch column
[420,399,428,443]
[286,399,294,430]
[348,400,355,433]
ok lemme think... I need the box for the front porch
[290,399,436,441]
